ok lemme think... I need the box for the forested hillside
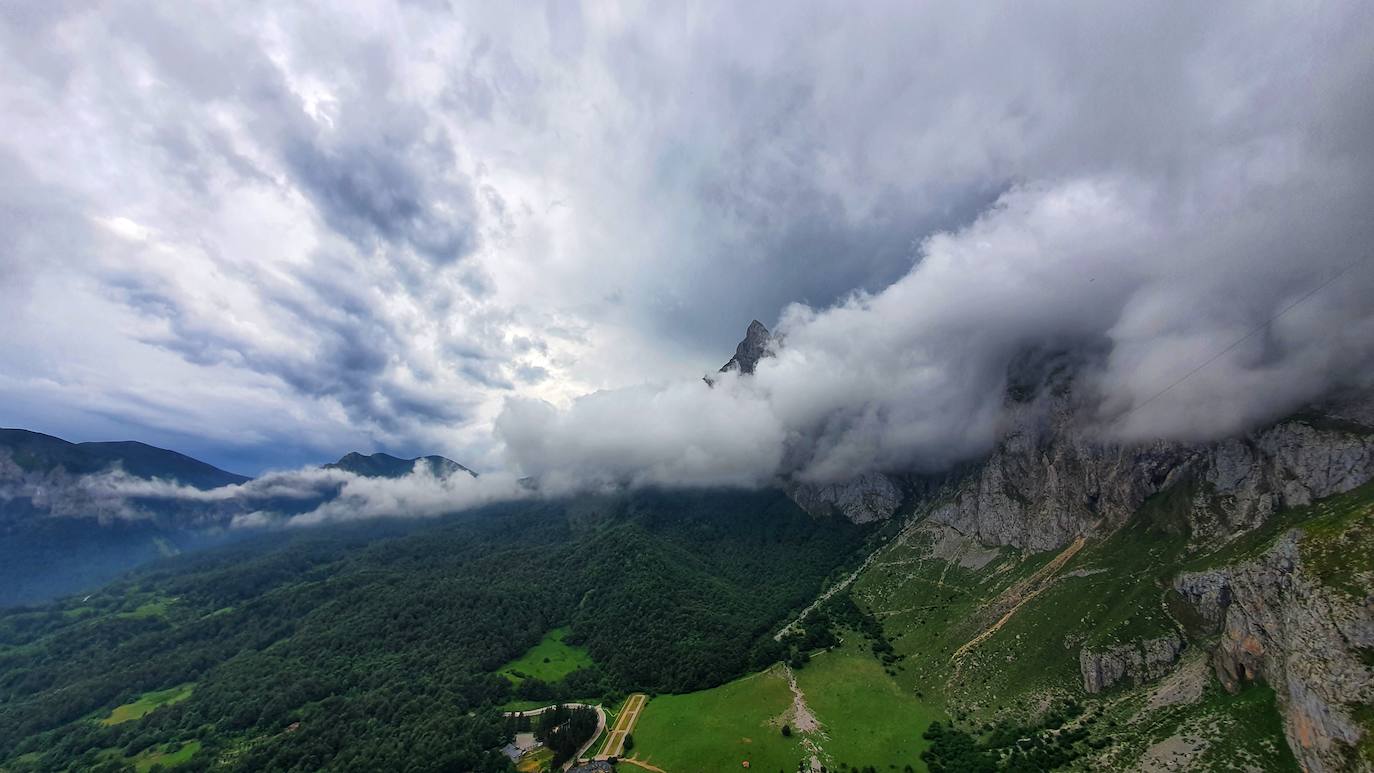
[0,489,868,772]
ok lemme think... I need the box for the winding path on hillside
[774,530,899,641]
[949,535,1087,663]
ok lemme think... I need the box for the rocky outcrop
[923,395,1374,550]
[1190,421,1374,539]
[1079,633,1186,693]
[925,394,1184,549]
[1172,570,1231,629]
[790,403,1373,532]
[1175,531,1374,773]
[719,319,772,375]
[787,472,903,524]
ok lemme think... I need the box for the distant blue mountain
[0,429,481,607]
[0,428,248,488]
[325,451,475,479]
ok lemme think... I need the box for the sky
[2,1,1373,484]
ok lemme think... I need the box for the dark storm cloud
[115,246,481,433]
[282,124,480,267]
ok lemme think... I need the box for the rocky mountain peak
[719,319,772,375]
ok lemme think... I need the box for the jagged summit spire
[719,320,772,375]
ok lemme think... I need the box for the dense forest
[0,489,868,772]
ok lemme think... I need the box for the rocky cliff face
[919,393,1181,549]
[801,388,1374,556]
[1175,525,1374,773]
[786,472,903,524]
[924,405,1374,550]
[1079,633,1187,694]
[1190,420,1374,539]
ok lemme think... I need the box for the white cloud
[0,1,1371,484]
[73,461,529,528]
[499,172,1374,484]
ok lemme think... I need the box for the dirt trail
[949,535,1086,663]
[782,665,826,772]
[619,758,668,773]
[775,543,887,641]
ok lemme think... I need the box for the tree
[781,725,792,738]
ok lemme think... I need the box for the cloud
[1,1,1372,484]
[57,460,529,528]
[496,374,786,489]
[499,171,1374,484]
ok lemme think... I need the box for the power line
[1123,256,1369,420]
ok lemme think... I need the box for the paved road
[502,702,600,717]
[596,693,648,760]
[502,703,607,771]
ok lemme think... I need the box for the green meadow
[97,740,202,772]
[795,641,940,770]
[499,627,595,683]
[632,666,804,772]
[131,740,202,772]
[632,642,939,772]
[100,683,195,726]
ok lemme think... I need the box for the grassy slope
[632,640,939,772]
[632,667,804,772]
[95,739,204,772]
[499,626,594,683]
[825,479,1359,768]
[131,740,202,772]
[794,640,939,770]
[100,684,195,726]
[1088,667,1300,772]
[850,522,1062,709]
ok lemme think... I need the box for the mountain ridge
[0,428,249,489]
[324,450,476,479]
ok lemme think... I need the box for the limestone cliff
[786,472,903,524]
[1079,633,1187,694]
[1175,522,1374,773]
[923,405,1374,549]
[808,390,1374,553]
